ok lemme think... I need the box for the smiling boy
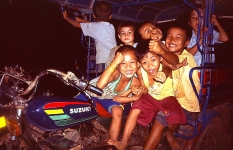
[108,40,186,150]
[146,23,201,150]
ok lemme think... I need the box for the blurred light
[0,116,6,128]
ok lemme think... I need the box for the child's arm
[113,77,144,103]
[161,57,188,70]
[136,68,148,94]
[212,15,228,42]
[113,84,144,103]
[96,52,124,89]
[149,40,179,65]
[62,11,90,28]
[187,38,203,56]
[188,15,228,55]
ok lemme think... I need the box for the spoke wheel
[197,127,217,150]
[195,117,224,150]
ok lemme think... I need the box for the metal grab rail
[175,64,233,139]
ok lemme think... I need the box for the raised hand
[150,27,163,41]
[62,10,68,19]
[211,15,220,26]
[112,52,125,66]
[149,40,167,55]
[154,71,166,83]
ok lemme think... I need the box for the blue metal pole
[112,0,167,7]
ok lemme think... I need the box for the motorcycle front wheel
[2,133,30,150]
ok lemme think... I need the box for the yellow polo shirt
[172,50,200,112]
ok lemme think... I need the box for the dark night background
[0,0,233,97]
[0,0,88,97]
[0,0,87,70]
[0,0,233,149]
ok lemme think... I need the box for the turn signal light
[7,118,22,136]
[0,116,6,128]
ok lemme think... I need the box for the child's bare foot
[166,133,180,150]
[108,139,127,150]
[170,140,180,150]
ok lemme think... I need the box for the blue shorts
[156,108,191,127]
[74,93,131,117]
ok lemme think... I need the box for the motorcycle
[0,66,147,150]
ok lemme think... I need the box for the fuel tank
[24,95,98,131]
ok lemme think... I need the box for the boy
[187,6,228,66]
[85,45,143,142]
[146,23,201,150]
[137,22,163,42]
[137,21,187,69]
[117,21,138,47]
[108,40,187,150]
[62,1,116,72]
[106,21,138,67]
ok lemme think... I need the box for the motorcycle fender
[199,109,221,128]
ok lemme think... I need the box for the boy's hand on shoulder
[154,71,166,83]
[112,52,124,66]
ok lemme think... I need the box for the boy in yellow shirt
[146,23,200,150]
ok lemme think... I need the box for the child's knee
[166,124,179,134]
[112,106,123,116]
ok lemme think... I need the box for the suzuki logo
[70,106,91,114]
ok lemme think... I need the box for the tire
[2,133,30,150]
[195,117,225,150]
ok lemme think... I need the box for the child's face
[138,23,155,40]
[118,50,139,78]
[118,26,135,46]
[140,52,160,76]
[165,27,189,55]
[188,9,204,33]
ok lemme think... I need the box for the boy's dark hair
[117,21,135,33]
[93,1,112,21]
[116,45,135,54]
[116,45,137,60]
[166,22,192,41]
[135,39,158,60]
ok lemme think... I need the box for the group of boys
[62,1,228,150]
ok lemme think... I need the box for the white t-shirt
[80,22,117,64]
[187,29,221,66]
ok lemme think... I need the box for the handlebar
[19,69,103,96]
